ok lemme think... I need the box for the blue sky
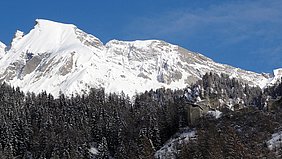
[0,0,281,73]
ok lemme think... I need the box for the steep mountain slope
[0,41,6,59]
[0,19,278,97]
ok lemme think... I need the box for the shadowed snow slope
[0,19,279,97]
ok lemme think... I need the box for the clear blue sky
[1,0,281,73]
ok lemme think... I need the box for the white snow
[0,19,279,98]
[0,41,5,48]
[10,30,24,47]
[89,147,98,155]
[268,68,282,86]
[155,128,196,159]
[207,110,222,119]
[267,131,282,151]
[0,41,6,58]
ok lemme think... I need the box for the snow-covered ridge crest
[11,30,24,47]
[0,41,6,58]
[34,19,103,48]
[9,19,104,54]
[0,19,279,97]
[35,19,76,29]
[0,41,5,48]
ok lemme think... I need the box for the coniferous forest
[0,73,282,159]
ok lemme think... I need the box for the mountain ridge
[0,19,280,97]
[0,41,6,59]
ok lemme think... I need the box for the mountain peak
[31,19,104,51]
[7,19,98,54]
[32,19,77,39]
[35,19,76,29]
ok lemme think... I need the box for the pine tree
[97,137,110,159]
[138,134,155,159]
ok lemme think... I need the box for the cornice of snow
[35,19,77,29]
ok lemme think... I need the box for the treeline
[0,82,189,159]
[187,72,263,109]
[200,73,262,107]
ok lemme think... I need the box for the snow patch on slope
[155,128,196,159]
[269,68,282,86]
[89,147,98,155]
[267,131,282,151]
[207,110,222,119]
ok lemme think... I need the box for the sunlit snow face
[0,19,276,98]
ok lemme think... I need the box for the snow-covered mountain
[0,19,280,97]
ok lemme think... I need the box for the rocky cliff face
[0,19,278,97]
